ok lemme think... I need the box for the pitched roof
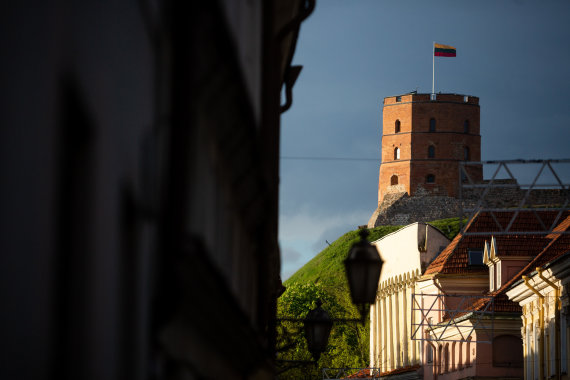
[424,211,569,276]
[452,214,570,317]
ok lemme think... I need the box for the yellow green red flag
[434,43,456,57]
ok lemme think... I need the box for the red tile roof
[424,211,569,276]
[449,214,570,318]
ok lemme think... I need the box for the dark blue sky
[279,0,570,279]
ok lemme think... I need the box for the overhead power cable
[280,156,378,162]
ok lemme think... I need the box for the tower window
[464,120,470,133]
[429,118,436,132]
[464,146,470,161]
[394,147,400,160]
[426,174,435,183]
[396,96,402,102]
[395,120,401,133]
[391,175,398,185]
[428,145,435,158]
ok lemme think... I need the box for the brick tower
[368,92,483,227]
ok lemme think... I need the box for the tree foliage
[276,220,461,379]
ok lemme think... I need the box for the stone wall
[368,180,569,227]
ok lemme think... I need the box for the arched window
[466,337,472,367]
[394,147,400,160]
[493,335,523,367]
[444,344,450,372]
[395,119,401,133]
[438,345,444,374]
[391,175,398,185]
[464,120,470,133]
[429,118,436,132]
[451,341,456,371]
[427,342,434,363]
[428,145,435,158]
[464,146,470,161]
[426,174,435,184]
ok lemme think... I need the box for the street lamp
[303,300,333,362]
[344,228,384,321]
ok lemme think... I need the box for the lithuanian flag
[434,43,456,57]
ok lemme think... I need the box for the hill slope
[276,218,463,378]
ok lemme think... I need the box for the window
[396,96,402,102]
[464,95,469,103]
[464,146,470,161]
[429,118,436,132]
[452,342,456,371]
[466,337,472,367]
[561,316,568,374]
[548,319,557,376]
[391,175,398,186]
[426,174,435,183]
[428,145,435,158]
[394,147,400,160]
[534,323,539,380]
[464,120,470,133]
[427,344,434,363]
[444,344,450,372]
[526,326,532,380]
[395,119,401,133]
[493,335,523,367]
[468,250,484,266]
[438,345,444,374]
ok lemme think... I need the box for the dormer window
[468,249,484,266]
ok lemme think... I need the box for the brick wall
[377,93,482,205]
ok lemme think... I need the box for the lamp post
[344,228,384,322]
[303,300,333,362]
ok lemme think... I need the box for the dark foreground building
[0,1,313,379]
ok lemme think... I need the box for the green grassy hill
[276,218,463,378]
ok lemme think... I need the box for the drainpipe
[537,267,561,380]
[523,275,545,380]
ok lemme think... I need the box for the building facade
[0,1,312,379]
[506,217,570,380]
[370,223,451,375]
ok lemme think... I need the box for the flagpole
[432,41,435,95]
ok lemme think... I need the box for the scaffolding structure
[410,294,495,343]
[459,159,570,236]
